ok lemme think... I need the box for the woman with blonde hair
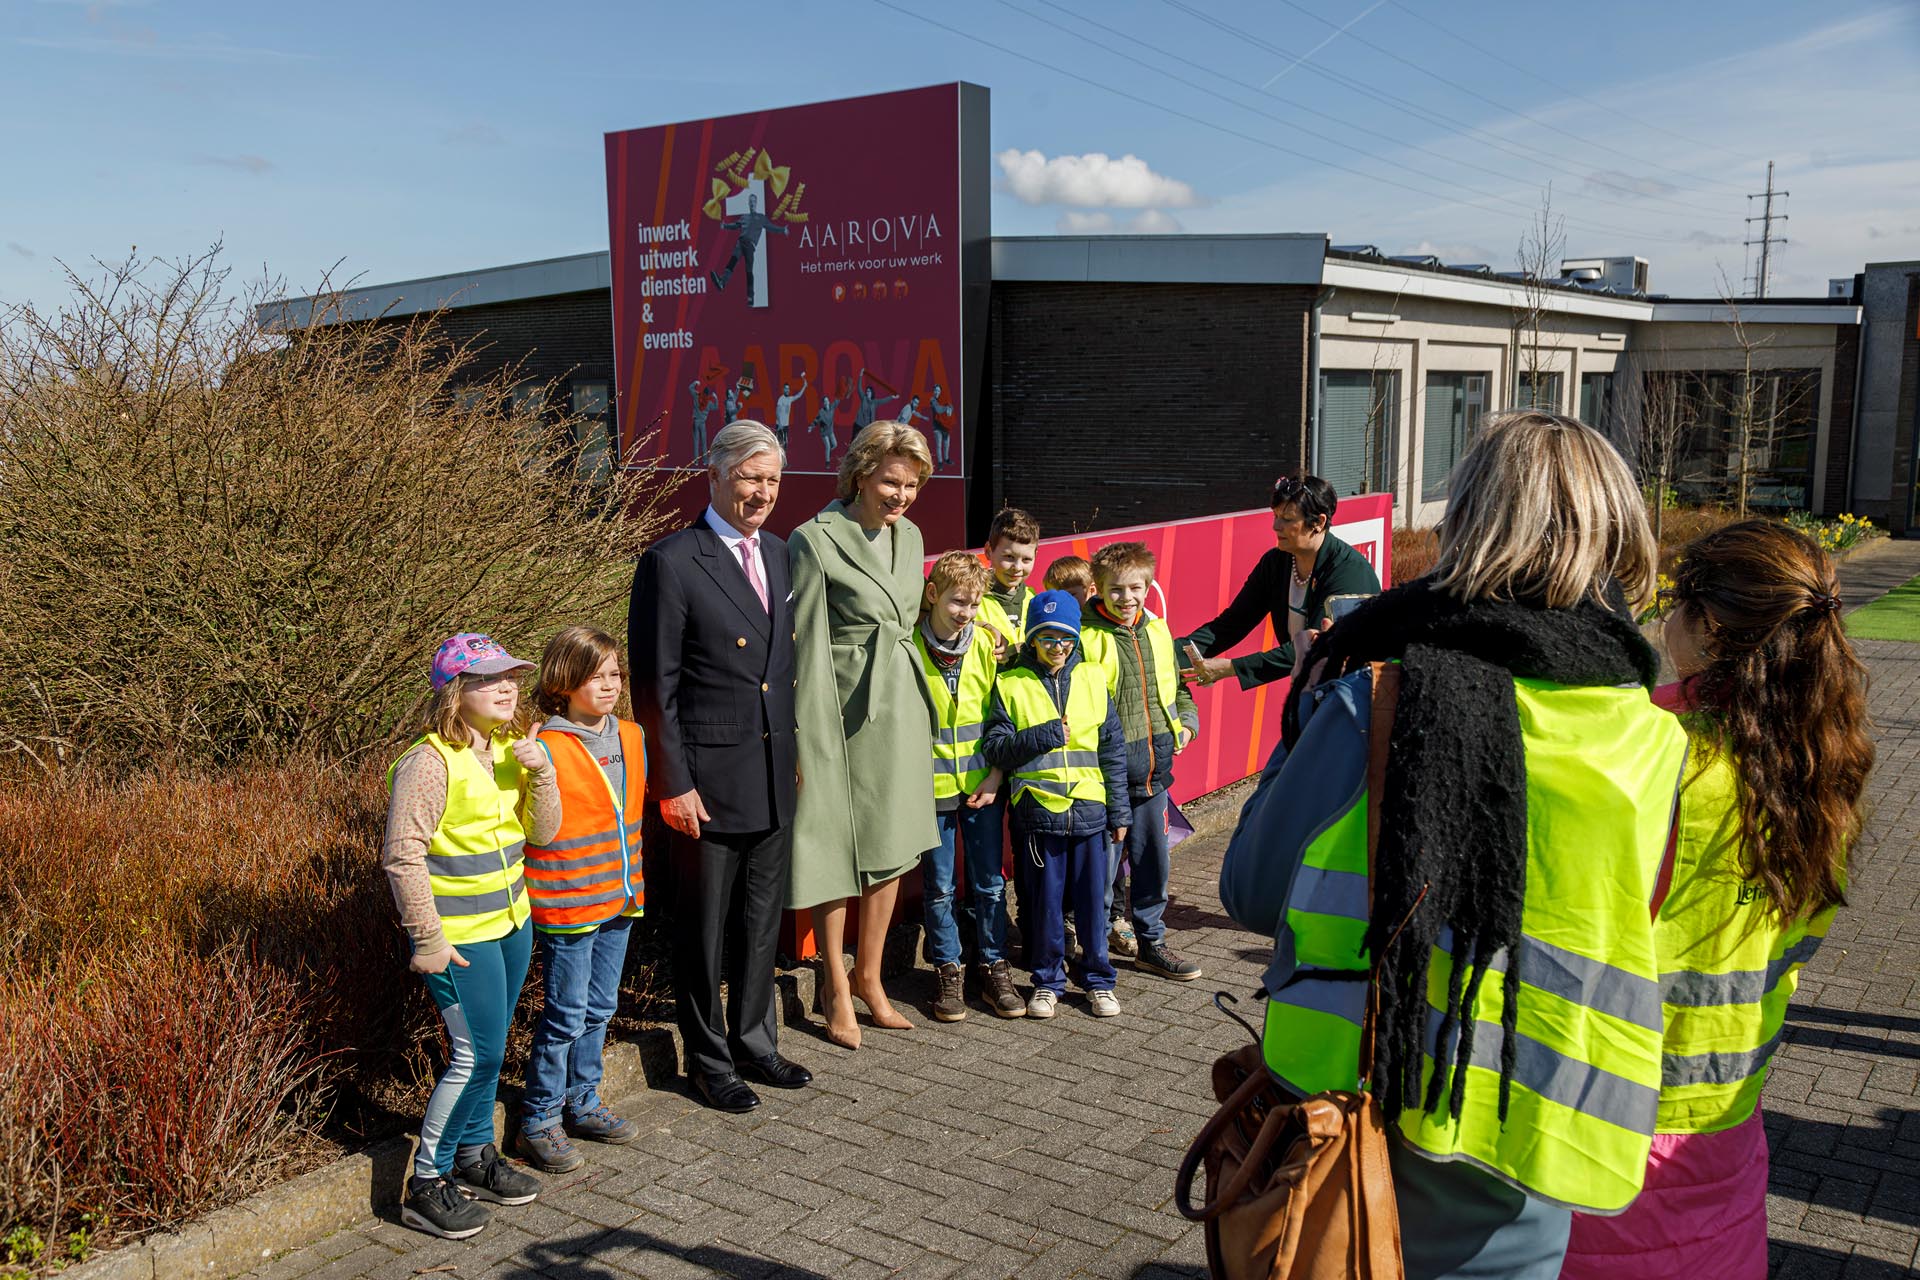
[1221,412,1691,1278]
[788,420,941,1048]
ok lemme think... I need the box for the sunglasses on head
[1272,476,1306,504]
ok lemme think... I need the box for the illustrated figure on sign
[689,380,720,461]
[928,383,955,470]
[709,192,786,308]
[725,375,754,424]
[852,367,896,431]
[773,375,808,449]
[811,382,847,466]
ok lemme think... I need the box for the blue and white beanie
[1024,589,1082,639]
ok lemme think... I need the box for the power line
[870,0,1711,246]
[1258,0,1750,196]
[1260,0,1385,87]
[1020,0,1732,227]
[1382,0,1740,166]
[1157,0,1737,210]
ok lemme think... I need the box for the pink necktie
[739,537,769,613]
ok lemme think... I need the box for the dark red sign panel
[606,83,986,543]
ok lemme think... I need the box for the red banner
[945,493,1394,803]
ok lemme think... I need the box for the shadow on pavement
[476,1222,831,1279]
[1785,1005,1920,1061]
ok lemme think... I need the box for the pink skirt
[1559,1111,1768,1280]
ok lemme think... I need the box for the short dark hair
[1271,471,1338,531]
[987,506,1040,548]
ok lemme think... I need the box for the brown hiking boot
[933,962,968,1022]
[978,960,1027,1019]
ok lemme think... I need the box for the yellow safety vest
[1262,678,1688,1215]
[998,662,1109,814]
[915,626,997,800]
[979,585,1034,653]
[390,731,532,946]
[1654,742,1835,1134]
[1082,611,1186,742]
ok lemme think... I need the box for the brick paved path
[249,540,1920,1280]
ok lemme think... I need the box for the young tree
[1509,186,1567,410]
[1711,274,1815,517]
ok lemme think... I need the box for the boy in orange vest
[517,625,647,1173]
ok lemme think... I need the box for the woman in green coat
[788,420,940,1049]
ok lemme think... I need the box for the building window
[1655,368,1821,510]
[1579,372,1613,428]
[1423,373,1487,500]
[570,380,614,483]
[509,381,548,416]
[1512,370,1562,412]
[1320,369,1399,498]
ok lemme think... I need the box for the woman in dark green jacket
[1181,473,1380,689]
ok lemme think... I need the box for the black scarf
[1281,578,1656,1123]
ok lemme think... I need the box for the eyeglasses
[1271,475,1306,504]
[1034,635,1076,650]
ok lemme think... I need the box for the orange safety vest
[525,720,647,931]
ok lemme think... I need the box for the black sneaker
[401,1176,490,1239]
[1136,938,1203,982]
[453,1144,540,1205]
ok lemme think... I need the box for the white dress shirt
[704,505,768,593]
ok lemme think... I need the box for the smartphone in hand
[1325,593,1373,624]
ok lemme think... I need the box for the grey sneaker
[978,960,1027,1018]
[401,1176,490,1239]
[1026,987,1058,1019]
[516,1123,585,1172]
[932,962,968,1022]
[1136,939,1203,982]
[1063,916,1081,964]
[453,1144,540,1205]
[1108,919,1139,959]
[566,1104,638,1146]
[1088,989,1121,1018]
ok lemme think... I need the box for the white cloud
[998,149,1202,209]
[1057,211,1116,233]
[1129,209,1185,234]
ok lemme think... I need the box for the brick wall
[1824,322,1861,515]
[420,290,617,408]
[987,282,1314,536]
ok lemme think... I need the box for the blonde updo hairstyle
[837,420,934,504]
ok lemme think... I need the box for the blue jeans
[1025,830,1117,994]
[1106,789,1172,945]
[522,915,634,1133]
[922,799,1008,966]
[418,922,533,1179]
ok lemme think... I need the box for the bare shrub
[0,942,321,1246]
[0,247,683,765]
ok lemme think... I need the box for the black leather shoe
[692,1071,760,1113]
[739,1053,813,1090]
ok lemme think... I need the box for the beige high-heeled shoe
[812,971,862,1049]
[851,980,913,1030]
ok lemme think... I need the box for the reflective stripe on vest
[391,732,532,946]
[525,720,648,933]
[979,586,1033,651]
[1261,678,1689,1215]
[999,663,1109,814]
[1653,746,1837,1133]
[916,628,996,800]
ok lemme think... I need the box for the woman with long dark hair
[1560,520,1872,1279]
[1221,412,1692,1278]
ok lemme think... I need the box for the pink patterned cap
[430,633,533,690]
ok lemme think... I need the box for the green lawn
[1846,573,1920,643]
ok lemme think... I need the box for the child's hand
[984,624,1009,663]
[1112,826,1130,845]
[511,736,551,774]
[411,944,469,975]
[966,769,1003,808]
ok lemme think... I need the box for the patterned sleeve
[382,744,449,956]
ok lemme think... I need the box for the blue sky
[3,0,1917,310]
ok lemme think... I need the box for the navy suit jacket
[630,518,799,835]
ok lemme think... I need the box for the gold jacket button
[736,637,747,648]
[761,682,770,691]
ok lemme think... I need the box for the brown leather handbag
[1174,664,1407,1280]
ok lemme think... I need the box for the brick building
[269,235,1883,544]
